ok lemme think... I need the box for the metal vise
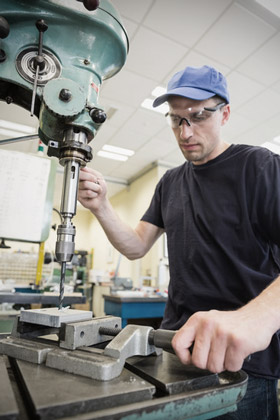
[0,313,176,381]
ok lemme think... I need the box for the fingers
[78,182,100,200]
[223,336,245,372]
[205,330,227,373]
[171,311,251,374]
[172,322,196,365]
[79,167,103,184]
[78,167,105,209]
[79,167,104,194]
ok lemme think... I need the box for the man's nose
[180,120,193,139]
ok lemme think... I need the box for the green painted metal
[0,0,128,144]
[116,371,248,420]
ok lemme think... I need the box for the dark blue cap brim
[153,87,218,108]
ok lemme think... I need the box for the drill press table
[0,346,247,420]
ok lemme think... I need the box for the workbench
[103,294,167,327]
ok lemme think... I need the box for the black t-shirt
[141,144,280,379]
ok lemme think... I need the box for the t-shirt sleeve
[141,178,165,228]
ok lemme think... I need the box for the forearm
[238,274,280,335]
[78,167,163,259]
[92,199,158,259]
[92,199,140,259]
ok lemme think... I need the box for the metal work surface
[103,295,168,303]
[12,358,155,420]
[127,352,220,395]
[0,348,248,420]
[0,356,18,420]
[0,293,86,305]
[20,308,93,327]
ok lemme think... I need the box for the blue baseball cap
[153,65,230,107]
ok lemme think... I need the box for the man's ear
[221,104,230,126]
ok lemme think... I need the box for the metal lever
[30,19,48,116]
[99,327,251,361]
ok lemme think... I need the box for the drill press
[0,0,128,308]
[0,4,249,418]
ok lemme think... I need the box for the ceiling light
[141,98,169,115]
[102,144,134,156]
[151,86,166,97]
[0,119,37,134]
[97,150,128,161]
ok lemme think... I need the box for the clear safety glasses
[165,102,226,129]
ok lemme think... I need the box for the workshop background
[1,0,280,312]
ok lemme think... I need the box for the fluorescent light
[152,86,166,97]
[141,98,169,115]
[97,150,128,161]
[102,144,134,156]
[0,128,30,138]
[0,119,37,134]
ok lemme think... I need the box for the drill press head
[0,0,128,264]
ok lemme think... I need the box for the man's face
[167,96,230,165]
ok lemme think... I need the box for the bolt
[59,88,72,102]
[84,59,90,65]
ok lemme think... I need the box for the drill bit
[59,261,66,310]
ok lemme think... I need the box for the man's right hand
[78,167,108,214]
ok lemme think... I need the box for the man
[78,66,280,419]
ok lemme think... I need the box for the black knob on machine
[0,16,10,39]
[83,0,100,11]
[76,0,100,11]
[89,108,107,124]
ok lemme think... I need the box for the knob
[36,19,48,33]
[89,108,107,124]
[0,16,10,39]
[59,88,72,102]
[83,0,100,11]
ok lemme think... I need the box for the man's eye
[192,112,208,122]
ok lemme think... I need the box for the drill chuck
[55,223,76,262]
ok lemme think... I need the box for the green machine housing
[0,0,128,143]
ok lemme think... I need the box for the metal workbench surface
[0,346,248,420]
[0,293,86,305]
[103,294,167,303]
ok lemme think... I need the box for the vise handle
[99,326,180,354]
